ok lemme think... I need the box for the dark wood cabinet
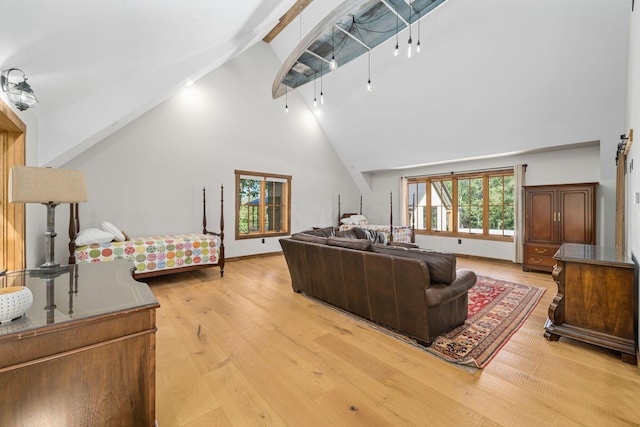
[523,183,597,272]
[0,261,159,426]
[544,243,637,364]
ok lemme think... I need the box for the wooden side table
[544,243,637,364]
[0,260,160,426]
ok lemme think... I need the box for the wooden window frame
[235,170,291,240]
[407,169,514,242]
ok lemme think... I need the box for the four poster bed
[338,193,415,243]
[68,186,225,279]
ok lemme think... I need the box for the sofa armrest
[424,269,477,307]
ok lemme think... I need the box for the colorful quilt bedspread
[339,224,413,243]
[74,233,220,274]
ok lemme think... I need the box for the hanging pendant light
[320,66,324,104]
[313,72,318,107]
[329,27,338,70]
[407,3,413,59]
[416,9,421,53]
[394,8,399,56]
[367,50,372,92]
[284,80,289,113]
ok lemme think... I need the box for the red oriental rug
[425,276,546,368]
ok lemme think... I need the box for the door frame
[0,99,26,272]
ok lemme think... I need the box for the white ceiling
[0,0,297,164]
[0,0,632,176]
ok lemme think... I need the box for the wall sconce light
[1,68,39,111]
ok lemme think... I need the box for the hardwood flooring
[147,254,640,426]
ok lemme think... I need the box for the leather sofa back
[280,237,431,341]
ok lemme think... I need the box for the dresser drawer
[526,245,558,257]
[525,254,556,269]
[524,244,559,272]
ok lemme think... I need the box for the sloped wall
[57,43,360,261]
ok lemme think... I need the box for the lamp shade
[9,166,88,204]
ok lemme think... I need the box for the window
[406,169,514,240]
[235,170,291,239]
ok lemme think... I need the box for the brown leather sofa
[279,232,477,346]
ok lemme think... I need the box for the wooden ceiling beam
[263,0,314,43]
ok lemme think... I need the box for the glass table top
[0,260,159,337]
[553,243,634,267]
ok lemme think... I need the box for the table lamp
[9,166,88,272]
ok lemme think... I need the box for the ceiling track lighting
[1,68,39,111]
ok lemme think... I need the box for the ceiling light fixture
[314,72,318,107]
[367,50,372,92]
[285,80,289,113]
[329,27,338,70]
[1,68,39,111]
[416,8,421,53]
[407,2,413,58]
[394,8,399,56]
[320,66,325,104]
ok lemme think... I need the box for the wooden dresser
[523,183,597,272]
[544,243,637,364]
[0,260,160,426]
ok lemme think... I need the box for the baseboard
[226,251,283,262]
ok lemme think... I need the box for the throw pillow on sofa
[372,245,456,284]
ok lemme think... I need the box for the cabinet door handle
[534,248,546,254]
[530,258,542,264]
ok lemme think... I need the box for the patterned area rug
[425,276,546,368]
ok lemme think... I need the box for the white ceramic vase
[0,286,34,323]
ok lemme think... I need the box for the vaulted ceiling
[0,0,632,176]
[0,0,304,165]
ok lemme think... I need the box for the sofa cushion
[290,233,328,245]
[371,245,456,284]
[336,229,358,239]
[299,227,335,237]
[327,236,372,251]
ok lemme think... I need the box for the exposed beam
[263,0,314,43]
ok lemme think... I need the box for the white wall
[271,0,629,191]
[365,144,601,261]
[625,6,640,355]
[57,42,359,262]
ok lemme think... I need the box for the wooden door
[557,186,595,244]
[525,188,555,244]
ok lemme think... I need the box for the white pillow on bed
[349,214,368,225]
[340,217,354,225]
[99,221,126,242]
[75,228,114,246]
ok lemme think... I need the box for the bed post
[389,192,394,243]
[68,203,79,264]
[360,195,363,215]
[203,186,225,277]
[202,187,207,233]
[411,192,416,243]
[219,184,225,277]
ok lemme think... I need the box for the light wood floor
[147,254,640,426]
